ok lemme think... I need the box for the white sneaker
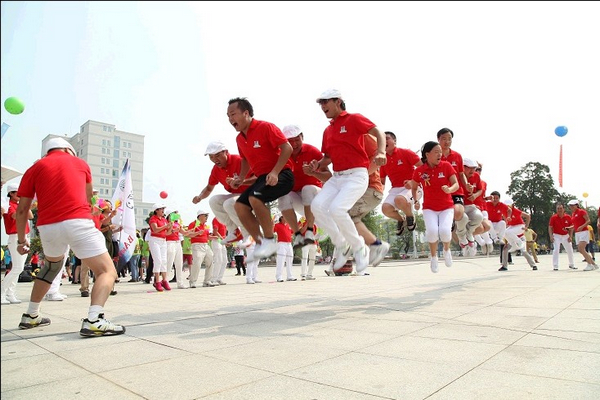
[583,264,595,271]
[354,245,370,273]
[6,295,22,304]
[369,241,390,267]
[332,244,352,271]
[292,234,305,249]
[223,231,239,244]
[45,293,65,301]
[443,250,453,267]
[430,257,439,273]
[553,266,558,271]
[306,275,316,280]
[254,238,278,259]
[246,280,255,284]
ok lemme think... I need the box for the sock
[371,239,382,246]
[27,302,41,317]
[306,227,314,232]
[88,305,104,321]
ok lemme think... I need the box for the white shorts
[383,186,423,207]
[38,218,107,259]
[277,185,320,212]
[574,231,589,244]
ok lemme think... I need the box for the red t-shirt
[364,134,384,194]
[549,213,572,235]
[166,222,181,241]
[18,151,93,226]
[462,173,482,206]
[290,143,323,192]
[380,147,421,187]
[2,200,31,235]
[571,208,588,232]
[412,160,456,211]
[507,206,525,226]
[188,220,210,243]
[212,218,227,238]
[149,215,168,238]
[274,222,293,243]
[236,119,293,176]
[475,177,487,211]
[322,111,375,172]
[486,201,509,223]
[92,213,103,230]
[441,149,464,196]
[208,154,250,194]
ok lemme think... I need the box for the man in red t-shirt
[458,158,484,256]
[277,125,323,249]
[380,131,422,235]
[501,198,537,271]
[273,216,296,282]
[193,141,255,246]
[15,138,125,336]
[568,199,597,270]
[227,97,294,261]
[1,181,33,305]
[210,217,228,285]
[548,202,575,270]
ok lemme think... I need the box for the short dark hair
[437,127,454,139]
[385,131,396,141]
[490,191,501,197]
[228,97,254,117]
[420,141,439,163]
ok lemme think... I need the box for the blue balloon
[555,126,568,137]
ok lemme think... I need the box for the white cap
[463,158,478,168]
[92,188,99,193]
[282,125,302,139]
[43,137,76,156]
[316,88,342,102]
[152,202,166,211]
[6,182,19,193]
[567,199,579,206]
[197,209,209,217]
[204,141,228,156]
[503,198,514,206]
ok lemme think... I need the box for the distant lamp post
[583,192,589,209]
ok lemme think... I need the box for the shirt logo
[397,160,403,165]
[438,172,445,178]
[340,126,347,133]
[451,161,457,167]
[253,141,261,148]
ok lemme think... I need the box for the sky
[2,1,599,243]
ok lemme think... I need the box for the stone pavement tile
[362,335,506,366]
[287,351,470,399]
[454,305,559,330]
[480,345,600,384]
[535,313,600,333]
[1,336,50,360]
[515,330,600,353]
[201,374,384,400]
[99,353,273,399]
[410,322,528,345]
[428,368,600,400]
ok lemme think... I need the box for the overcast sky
[2,1,598,242]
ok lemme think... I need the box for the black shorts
[236,169,294,208]
[452,195,464,205]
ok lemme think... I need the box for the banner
[1,123,10,139]
[111,159,136,264]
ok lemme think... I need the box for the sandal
[406,216,416,231]
[396,220,405,236]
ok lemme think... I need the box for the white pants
[490,220,507,242]
[277,185,320,214]
[1,234,29,298]
[166,240,184,286]
[505,224,526,251]
[301,243,317,277]
[275,242,294,281]
[552,234,574,268]
[311,168,368,250]
[423,208,454,243]
[209,194,249,238]
[148,236,168,273]
[211,240,227,282]
[245,244,259,282]
[190,243,213,285]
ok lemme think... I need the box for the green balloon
[4,97,25,115]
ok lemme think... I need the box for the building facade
[41,120,153,229]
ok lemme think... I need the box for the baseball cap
[282,125,302,139]
[463,158,478,168]
[204,141,227,156]
[567,199,579,206]
[197,209,209,216]
[316,88,342,103]
[503,198,514,206]
[152,202,166,211]
[6,182,19,193]
[43,137,76,156]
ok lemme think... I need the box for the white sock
[27,302,41,317]
[88,305,104,321]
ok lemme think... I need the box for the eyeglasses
[317,98,333,105]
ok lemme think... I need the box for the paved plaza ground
[2,252,599,399]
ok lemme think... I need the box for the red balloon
[160,191,168,199]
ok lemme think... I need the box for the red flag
[559,144,563,188]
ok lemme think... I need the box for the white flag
[111,159,136,264]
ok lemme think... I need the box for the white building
[41,120,153,229]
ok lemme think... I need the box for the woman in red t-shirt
[411,141,459,273]
[148,203,173,291]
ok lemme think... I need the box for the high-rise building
[41,120,153,229]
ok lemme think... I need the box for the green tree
[507,162,575,244]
